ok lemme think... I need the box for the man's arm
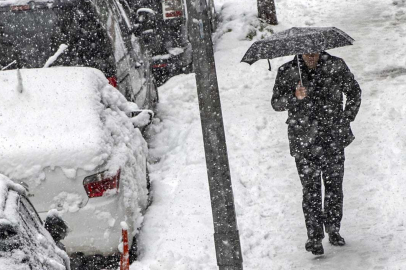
[340,60,362,122]
[272,67,303,111]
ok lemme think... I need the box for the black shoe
[329,232,345,246]
[305,239,324,255]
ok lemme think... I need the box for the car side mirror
[44,214,69,244]
[136,8,156,23]
[135,9,156,41]
[130,110,154,128]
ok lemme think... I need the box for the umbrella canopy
[241,27,354,65]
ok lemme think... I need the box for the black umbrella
[241,27,354,84]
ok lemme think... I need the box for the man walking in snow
[271,52,361,255]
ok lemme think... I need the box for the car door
[112,0,159,110]
[93,0,158,110]
[92,0,141,101]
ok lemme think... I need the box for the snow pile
[98,78,149,228]
[130,110,154,128]
[0,68,108,182]
[43,44,68,68]
[213,1,274,45]
[50,192,83,213]
[133,75,217,270]
[135,0,406,269]
[152,47,186,61]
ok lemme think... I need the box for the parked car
[0,0,158,110]
[0,67,152,269]
[131,0,217,86]
[0,174,70,270]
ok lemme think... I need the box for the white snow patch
[121,221,129,231]
[43,44,68,68]
[137,8,155,15]
[0,68,108,182]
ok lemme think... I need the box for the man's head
[302,53,320,69]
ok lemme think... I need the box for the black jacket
[272,52,362,158]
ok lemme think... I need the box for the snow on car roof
[0,174,25,224]
[0,67,110,181]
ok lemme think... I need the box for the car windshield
[0,4,116,77]
[0,8,58,69]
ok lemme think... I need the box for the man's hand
[295,83,307,100]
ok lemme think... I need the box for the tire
[129,235,138,263]
[182,62,194,74]
[150,80,159,109]
[146,164,151,194]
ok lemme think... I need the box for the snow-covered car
[132,0,217,86]
[0,67,151,268]
[0,0,158,111]
[0,174,70,270]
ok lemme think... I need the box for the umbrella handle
[297,56,303,86]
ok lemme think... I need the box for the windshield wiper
[1,60,17,71]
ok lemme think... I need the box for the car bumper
[151,46,192,73]
[40,194,133,257]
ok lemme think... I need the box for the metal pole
[184,0,243,269]
[297,56,303,86]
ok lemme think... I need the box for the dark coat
[272,52,362,158]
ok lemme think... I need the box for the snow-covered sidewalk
[133,0,406,269]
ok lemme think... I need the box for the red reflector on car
[107,76,118,88]
[83,169,121,198]
[10,5,30,11]
[165,11,183,18]
[152,63,168,68]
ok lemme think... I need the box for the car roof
[0,67,110,180]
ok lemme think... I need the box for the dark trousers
[295,148,345,240]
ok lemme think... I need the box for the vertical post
[257,0,278,25]
[184,0,243,269]
[120,222,130,270]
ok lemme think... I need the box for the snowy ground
[133,0,406,269]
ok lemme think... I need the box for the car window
[53,2,117,77]
[21,197,43,226]
[0,8,59,69]
[0,3,116,77]
[17,197,48,269]
[107,10,129,62]
[18,196,42,232]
